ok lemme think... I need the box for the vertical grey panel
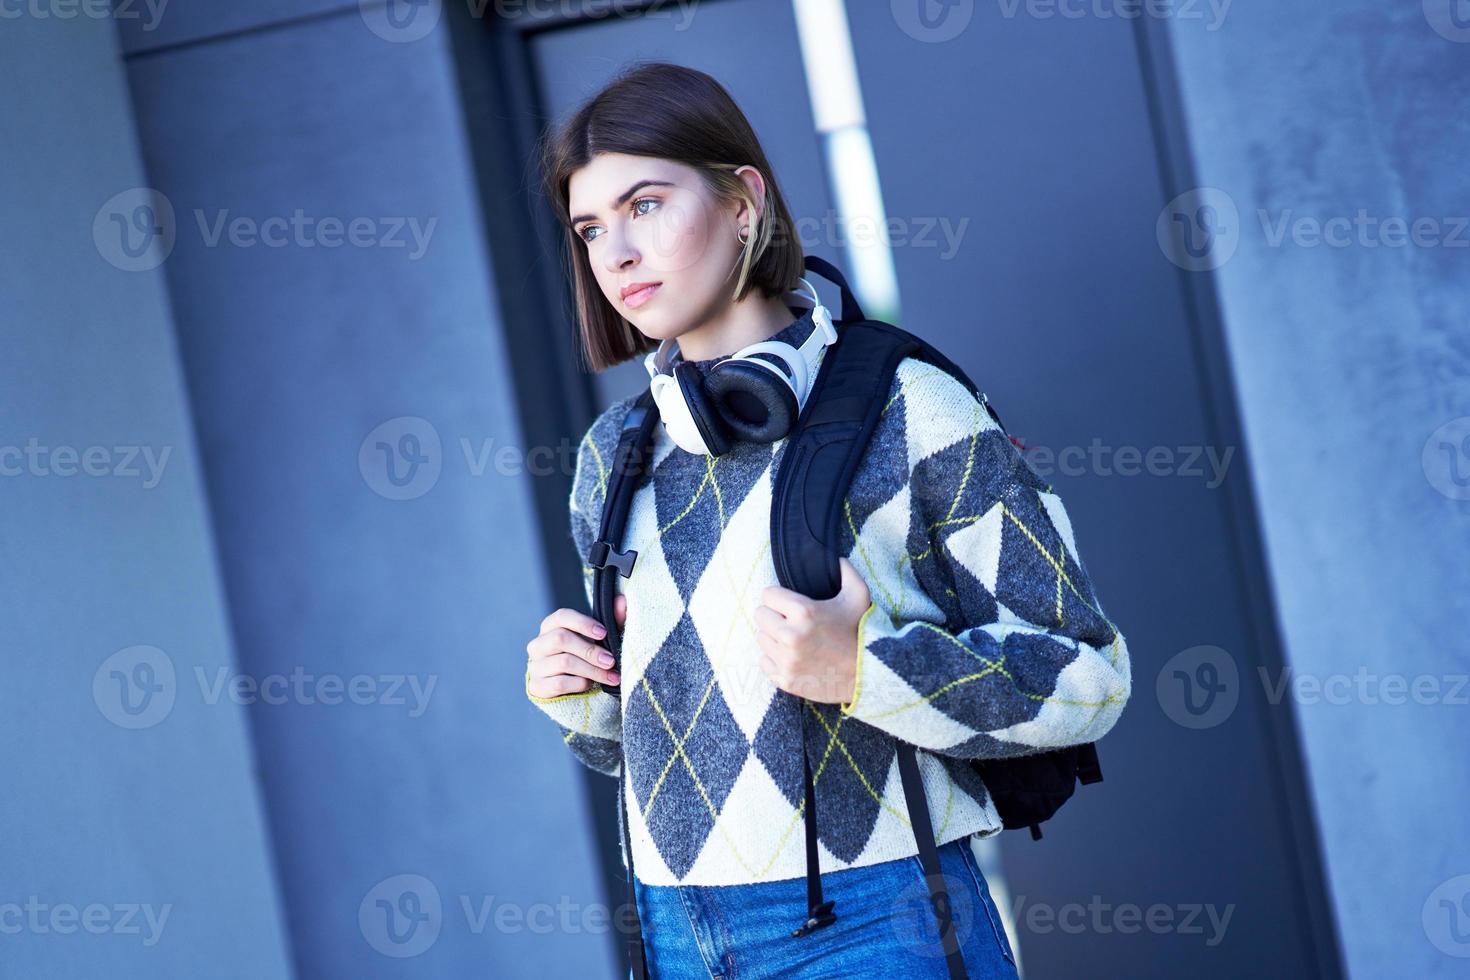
[531,0,836,410]
[1165,4,1470,977]
[123,11,605,978]
[846,4,1336,977]
[0,13,292,980]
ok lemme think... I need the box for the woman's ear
[730,164,767,229]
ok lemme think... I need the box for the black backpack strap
[587,391,659,979]
[897,743,969,980]
[770,319,920,600]
[592,389,660,697]
[618,771,649,980]
[776,254,998,597]
[770,315,968,978]
[803,254,866,323]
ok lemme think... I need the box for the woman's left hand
[754,557,871,704]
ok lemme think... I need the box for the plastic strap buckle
[589,539,637,578]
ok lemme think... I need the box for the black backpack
[587,255,1103,980]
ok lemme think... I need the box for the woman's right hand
[525,594,627,698]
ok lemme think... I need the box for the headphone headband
[641,281,839,455]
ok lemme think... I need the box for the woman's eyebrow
[570,179,676,224]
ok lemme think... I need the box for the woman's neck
[674,292,798,363]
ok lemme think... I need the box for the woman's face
[568,152,749,343]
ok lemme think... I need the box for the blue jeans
[627,837,1019,979]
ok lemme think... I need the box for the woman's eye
[578,198,657,243]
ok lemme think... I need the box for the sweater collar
[677,305,817,373]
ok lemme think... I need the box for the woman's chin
[629,315,687,343]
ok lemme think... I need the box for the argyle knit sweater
[526,312,1132,887]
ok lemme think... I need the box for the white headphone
[643,278,839,456]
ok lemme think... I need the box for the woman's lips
[624,282,661,309]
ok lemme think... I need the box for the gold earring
[736,226,750,245]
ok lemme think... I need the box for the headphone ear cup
[673,360,734,457]
[704,360,799,444]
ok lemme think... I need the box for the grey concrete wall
[116,3,615,977]
[1166,5,1470,976]
[0,11,293,980]
[845,4,1338,975]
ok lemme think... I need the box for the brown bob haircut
[539,61,806,373]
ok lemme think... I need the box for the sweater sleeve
[837,363,1131,760]
[524,400,633,779]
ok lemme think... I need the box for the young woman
[524,62,1131,980]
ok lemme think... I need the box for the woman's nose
[602,229,639,274]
